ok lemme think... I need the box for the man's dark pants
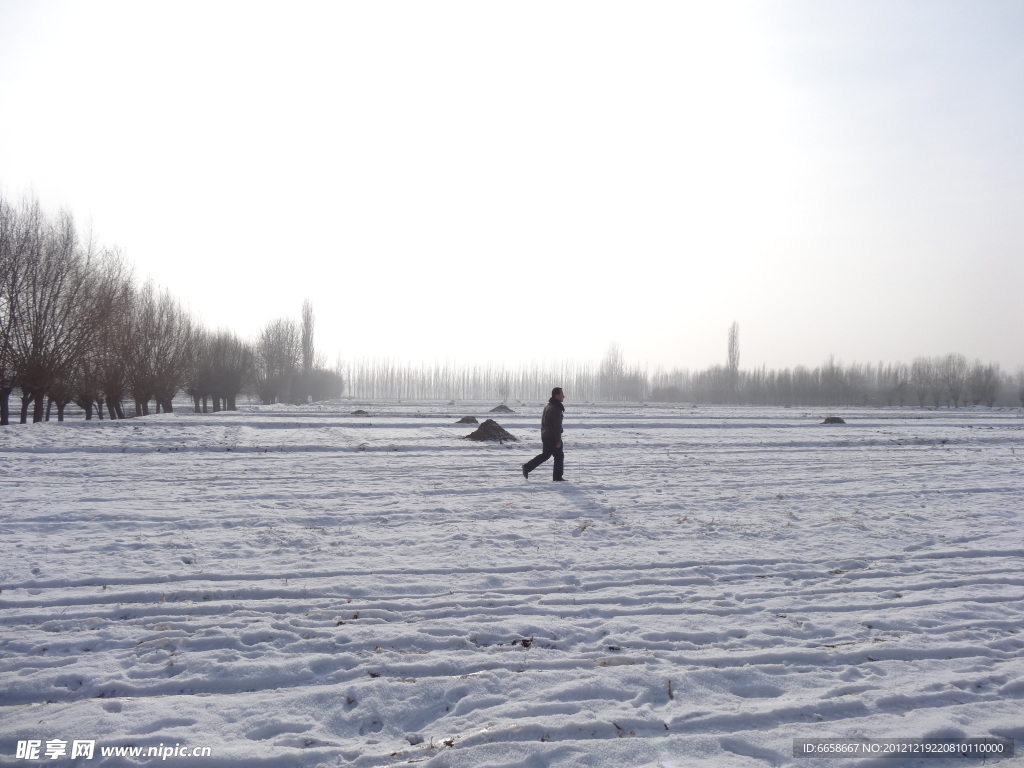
[524,438,564,480]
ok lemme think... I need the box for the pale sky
[1,1,1021,372]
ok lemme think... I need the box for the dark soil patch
[489,404,515,413]
[464,419,517,442]
[822,416,846,424]
[351,409,370,416]
[456,416,478,424]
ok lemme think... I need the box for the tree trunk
[227,393,237,411]
[45,398,53,421]
[107,400,118,420]
[83,401,94,420]
[162,398,174,414]
[212,396,221,413]
[0,387,11,426]
[20,393,32,424]
[57,402,67,422]
[33,391,46,423]
[97,397,105,420]
[192,391,202,413]
[202,395,208,413]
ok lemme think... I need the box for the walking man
[522,387,566,481]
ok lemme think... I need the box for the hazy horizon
[1,1,1021,372]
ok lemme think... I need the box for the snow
[1,401,1022,767]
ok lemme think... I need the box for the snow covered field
[1,401,1022,767]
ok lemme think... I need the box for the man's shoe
[553,477,567,482]
[522,464,529,480]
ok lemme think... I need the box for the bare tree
[4,200,109,422]
[894,362,909,406]
[727,321,740,401]
[122,283,158,415]
[292,303,344,405]
[183,327,213,412]
[820,355,848,406]
[96,266,135,420]
[46,373,76,421]
[301,300,315,374]
[878,362,909,406]
[941,353,968,408]
[123,281,194,415]
[968,360,1001,407]
[292,299,316,404]
[253,318,300,404]
[923,356,946,407]
[599,343,625,400]
[910,357,932,407]
[68,248,133,420]
[496,369,511,403]
[70,354,104,420]
[0,193,20,425]
[208,330,253,411]
[152,293,194,414]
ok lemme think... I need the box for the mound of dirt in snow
[490,404,515,413]
[822,416,846,424]
[456,416,478,424]
[464,419,517,442]
[351,409,370,416]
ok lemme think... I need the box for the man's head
[552,387,565,402]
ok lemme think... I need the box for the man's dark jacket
[541,398,564,443]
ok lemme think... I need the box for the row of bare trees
[1,195,124,424]
[3,194,1015,415]
[346,330,1020,407]
[1,193,343,425]
[648,355,1016,407]
[345,352,1020,407]
[644,325,1018,407]
[344,358,627,401]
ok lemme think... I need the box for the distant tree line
[3,190,1018,418]
[346,332,1023,408]
[647,353,1015,408]
[0,192,343,425]
[642,323,1019,407]
[344,343,650,403]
